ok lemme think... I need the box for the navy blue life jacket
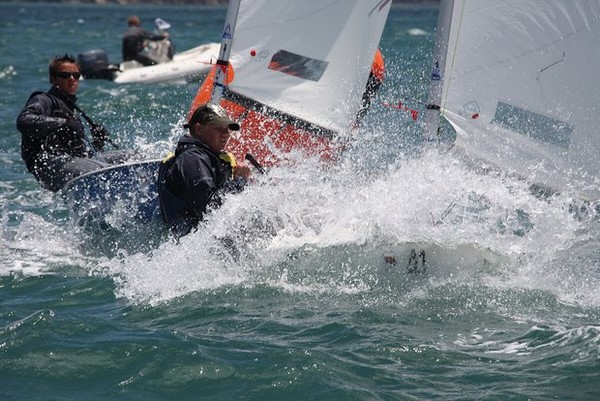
[157,140,237,238]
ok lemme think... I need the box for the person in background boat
[16,54,130,192]
[158,104,251,239]
[122,15,170,66]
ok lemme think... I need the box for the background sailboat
[425,0,600,201]
[191,0,392,165]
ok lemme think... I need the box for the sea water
[1,3,599,400]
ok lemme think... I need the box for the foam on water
[1,211,88,276]
[99,137,593,308]
[3,99,596,313]
[408,28,428,36]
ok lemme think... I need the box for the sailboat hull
[62,160,162,227]
[114,42,220,84]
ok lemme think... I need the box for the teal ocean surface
[1,3,599,400]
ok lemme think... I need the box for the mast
[423,0,455,141]
[210,0,241,105]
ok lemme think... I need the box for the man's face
[50,62,80,97]
[195,123,231,153]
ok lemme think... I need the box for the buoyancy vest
[157,139,238,238]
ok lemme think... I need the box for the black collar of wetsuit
[175,134,218,158]
[48,86,77,107]
[173,135,230,186]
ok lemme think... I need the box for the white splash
[105,144,588,305]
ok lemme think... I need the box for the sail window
[491,101,573,148]
[268,50,328,82]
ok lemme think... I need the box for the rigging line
[62,97,118,150]
[538,52,565,74]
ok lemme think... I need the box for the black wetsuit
[122,26,167,66]
[17,87,99,191]
[158,135,245,238]
[16,87,128,192]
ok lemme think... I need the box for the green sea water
[1,3,599,400]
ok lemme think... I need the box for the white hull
[62,159,162,227]
[114,42,221,84]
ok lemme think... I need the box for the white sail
[225,0,391,136]
[432,0,600,200]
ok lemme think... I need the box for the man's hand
[233,162,252,181]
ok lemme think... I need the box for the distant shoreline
[5,0,439,5]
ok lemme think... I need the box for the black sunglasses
[55,71,81,80]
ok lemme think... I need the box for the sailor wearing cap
[158,104,250,238]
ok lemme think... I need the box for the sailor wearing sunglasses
[17,54,130,192]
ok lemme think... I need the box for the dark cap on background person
[184,104,240,131]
